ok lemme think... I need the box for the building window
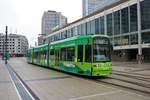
[142,32,150,44]
[141,0,150,30]
[67,29,71,38]
[130,4,138,32]
[82,24,86,35]
[130,34,138,45]
[99,16,105,34]
[95,18,99,34]
[114,37,121,46]
[72,27,77,36]
[74,26,78,36]
[121,7,129,33]
[107,13,113,36]
[91,20,95,34]
[114,10,120,35]
[62,31,67,39]
[121,35,129,45]
[71,28,74,37]
[87,21,91,34]
[77,25,82,35]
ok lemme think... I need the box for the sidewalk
[0,60,19,100]
[112,61,150,76]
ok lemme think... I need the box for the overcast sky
[0,0,82,46]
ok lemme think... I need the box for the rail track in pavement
[92,70,150,96]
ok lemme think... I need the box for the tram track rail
[90,70,150,96]
[113,71,150,82]
[6,63,40,100]
[75,70,150,97]
[105,76,150,89]
[94,78,150,96]
[113,70,150,78]
[75,75,150,97]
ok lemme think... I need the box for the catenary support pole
[137,0,142,64]
[5,26,8,64]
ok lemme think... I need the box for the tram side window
[78,45,83,62]
[42,50,46,60]
[61,48,67,61]
[67,47,75,61]
[85,45,91,62]
[34,52,38,59]
[61,47,75,61]
[49,49,54,60]
[27,52,30,58]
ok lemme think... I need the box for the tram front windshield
[93,37,111,62]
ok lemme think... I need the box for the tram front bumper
[92,62,112,76]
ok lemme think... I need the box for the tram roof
[50,35,108,45]
[28,35,109,50]
[28,44,48,50]
[34,44,48,49]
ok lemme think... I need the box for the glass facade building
[45,0,150,62]
[82,0,120,16]
[41,10,67,35]
[39,10,68,45]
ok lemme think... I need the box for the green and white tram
[27,35,112,76]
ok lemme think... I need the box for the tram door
[55,49,60,66]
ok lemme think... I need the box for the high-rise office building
[41,10,67,35]
[82,0,120,16]
[39,10,67,45]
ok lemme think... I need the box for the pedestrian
[141,54,144,63]
[136,54,141,64]
[136,54,139,63]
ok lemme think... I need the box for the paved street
[112,61,150,75]
[0,60,19,100]
[0,57,150,100]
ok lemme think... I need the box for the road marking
[69,90,122,100]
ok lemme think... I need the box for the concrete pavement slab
[7,58,150,100]
[0,60,19,100]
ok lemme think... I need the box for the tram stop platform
[0,57,150,100]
